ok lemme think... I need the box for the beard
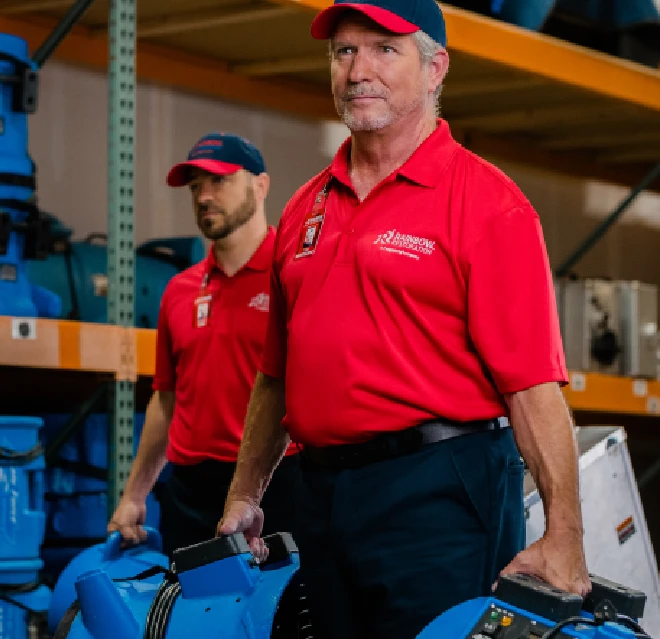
[196,185,256,241]
[334,82,427,132]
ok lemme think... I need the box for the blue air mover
[48,527,168,634]
[0,416,45,561]
[417,573,651,639]
[52,532,306,639]
[0,34,60,319]
[26,220,205,328]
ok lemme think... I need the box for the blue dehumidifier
[0,33,60,319]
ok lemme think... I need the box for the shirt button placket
[335,198,359,264]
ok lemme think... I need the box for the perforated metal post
[107,0,137,516]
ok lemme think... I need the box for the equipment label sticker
[617,516,636,545]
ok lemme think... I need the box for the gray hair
[412,30,445,115]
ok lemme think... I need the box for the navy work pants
[295,427,525,639]
[159,453,301,559]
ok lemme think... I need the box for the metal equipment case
[525,426,660,637]
[617,281,658,378]
[562,279,622,374]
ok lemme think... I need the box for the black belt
[301,417,510,470]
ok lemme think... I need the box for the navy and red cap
[166,132,266,187]
[310,0,447,47]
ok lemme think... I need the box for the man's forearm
[505,382,583,536]
[228,372,290,503]
[123,390,174,503]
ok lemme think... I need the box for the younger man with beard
[108,133,300,558]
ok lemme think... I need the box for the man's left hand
[496,531,591,597]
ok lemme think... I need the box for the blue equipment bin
[47,493,108,539]
[0,558,50,639]
[0,417,45,561]
[0,580,51,639]
[0,558,43,586]
[40,412,161,548]
[41,413,159,495]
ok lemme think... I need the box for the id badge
[295,182,330,260]
[193,294,212,328]
[295,213,325,259]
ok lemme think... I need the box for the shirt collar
[205,225,275,275]
[329,118,458,190]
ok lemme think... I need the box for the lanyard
[193,270,213,328]
[295,177,332,260]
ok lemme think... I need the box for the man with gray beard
[108,132,300,559]
[219,1,590,637]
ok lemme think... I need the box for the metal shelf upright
[106,0,137,517]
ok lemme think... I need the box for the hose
[0,443,44,465]
[541,616,597,638]
[541,614,652,639]
[143,578,182,639]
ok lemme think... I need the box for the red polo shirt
[153,227,296,464]
[260,120,567,447]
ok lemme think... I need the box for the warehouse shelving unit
[3,320,660,414]
[106,0,137,519]
[0,0,658,513]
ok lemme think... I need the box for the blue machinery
[418,573,651,638]
[52,531,304,639]
[26,222,204,328]
[47,530,653,639]
[0,24,202,328]
[0,33,60,319]
[0,416,52,639]
[0,0,100,319]
[48,527,168,634]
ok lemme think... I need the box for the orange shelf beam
[0,14,337,122]
[136,328,157,377]
[2,316,660,416]
[563,372,660,416]
[0,317,138,380]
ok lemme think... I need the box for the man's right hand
[216,497,268,562]
[108,498,148,545]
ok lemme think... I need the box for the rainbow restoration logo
[374,229,436,260]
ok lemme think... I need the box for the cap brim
[311,4,419,39]
[166,159,243,187]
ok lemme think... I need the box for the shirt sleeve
[259,236,288,380]
[466,205,568,394]
[152,288,176,392]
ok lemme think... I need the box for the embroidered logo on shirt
[248,293,270,312]
[374,229,436,260]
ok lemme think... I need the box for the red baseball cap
[166,132,266,187]
[311,0,447,45]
